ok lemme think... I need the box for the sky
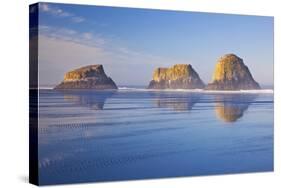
[32,2,274,87]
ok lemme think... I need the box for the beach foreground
[38,89,273,185]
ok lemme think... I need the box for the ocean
[37,88,274,185]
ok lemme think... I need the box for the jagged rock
[147,64,205,89]
[206,54,260,90]
[54,65,117,90]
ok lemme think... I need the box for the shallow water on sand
[37,89,273,185]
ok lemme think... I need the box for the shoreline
[37,87,274,94]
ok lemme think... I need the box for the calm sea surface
[37,89,273,185]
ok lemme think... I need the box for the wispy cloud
[71,16,85,23]
[39,25,106,47]
[39,3,72,17]
[39,3,85,23]
[38,25,192,86]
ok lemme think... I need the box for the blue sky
[35,2,274,87]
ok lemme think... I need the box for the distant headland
[54,54,261,91]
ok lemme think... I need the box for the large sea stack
[54,65,118,90]
[147,64,205,89]
[206,54,260,90]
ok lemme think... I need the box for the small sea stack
[147,64,205,89]
[206,54,260,90]
[54,65,118,90]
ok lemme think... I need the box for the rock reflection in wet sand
[154,93,201,111]
[61,90,115,110]
[214,94,257,122]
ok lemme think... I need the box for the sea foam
[118,87,273,94]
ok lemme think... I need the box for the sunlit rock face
[206,54,260,90]
[54,65,117,90]
[148,64,205,89]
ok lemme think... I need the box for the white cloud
[40,3,50,12]
[82,32,93,40]
[72,17,85,23]
[39,3,72,17]
[39,3,85,23]
[39,25,106,48]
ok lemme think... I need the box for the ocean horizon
[38,84,274,92]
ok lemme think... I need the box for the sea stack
[147,64,205,89]
[206,54,260,90]
[54,65,118,90]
